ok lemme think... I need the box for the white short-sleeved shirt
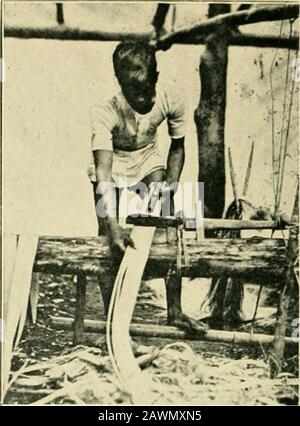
[88,83,187,187]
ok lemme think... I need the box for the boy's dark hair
[112,41,157,86]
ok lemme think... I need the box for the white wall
[3,3,298,236]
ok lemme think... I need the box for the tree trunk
[195,4,230,225]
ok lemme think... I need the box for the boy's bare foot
[168,313,208,336]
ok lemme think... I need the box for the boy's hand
[108,221,135,259]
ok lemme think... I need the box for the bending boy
[89,41,206,335]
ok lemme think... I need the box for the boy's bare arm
[166,137,185,186]
[93,149,135,254]
[160,137,185,217]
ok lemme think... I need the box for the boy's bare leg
[100,263,119,315]
[93,183,122,315]
[165,272,207,335]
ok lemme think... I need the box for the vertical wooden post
[56,3,64,26]
[73,273,87,345]
[271,186,298,376]
[194,4,231,226]
[152,4,170,38]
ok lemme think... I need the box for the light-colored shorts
[88,143,165,188]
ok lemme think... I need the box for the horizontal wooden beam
[4,26,152,42]
[33,235,287,284]
[127,215,291,230]
[51,316,298,347]
[188,31,299,50]
[4,25,298,50]
[228,32,299,49]
[157,4,299,49]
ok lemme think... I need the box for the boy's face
[120,72,158,115]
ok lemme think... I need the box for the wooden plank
[33,236,287,284]
[51,316,298,348]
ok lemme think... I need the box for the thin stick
[228,147,239,203]
[243,142,254,197]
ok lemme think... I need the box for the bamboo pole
[51,316,298,348]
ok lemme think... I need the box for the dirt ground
[5,273,299,405]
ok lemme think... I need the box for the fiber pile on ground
[8,342,298,405]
